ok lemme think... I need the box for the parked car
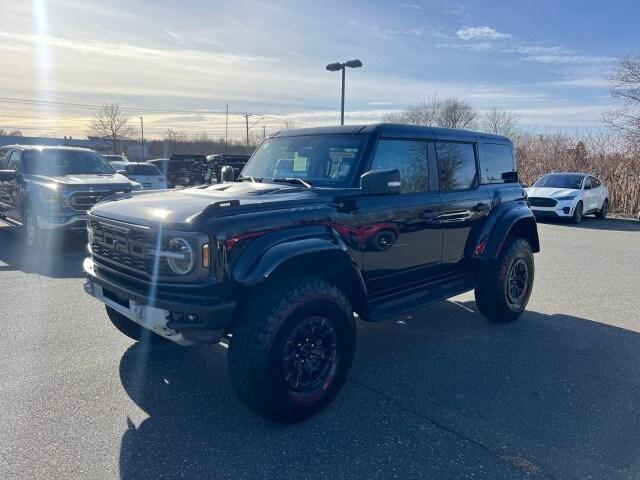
[83,124,539,421]
[110,161,167,190]
[206,154,250,183]
[526,172,609,224]
[102,154,129,163]
[148,154,206,187]
[0,145,141,248]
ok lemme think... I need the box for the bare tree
[383,97,477,129]
[87,103,135,153]
[280,119,298,130]
[604,55,640,141]
[0,129,23,136]
[482,107,517,137]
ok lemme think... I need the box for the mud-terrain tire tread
[474,237,534,323]
[228,276,356,422]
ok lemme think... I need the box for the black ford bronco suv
[0,145,141,249]
[83,124,539,421]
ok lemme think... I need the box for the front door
[357,138,442,296]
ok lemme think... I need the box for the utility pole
[263,125,266,139]
[243,113,251,151]
[139,116,144,161]
[225,104,228,153]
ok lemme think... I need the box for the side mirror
[116,169,128,177]
[220,165,235,183]
[360,169,401,195]
[0,169,17,181]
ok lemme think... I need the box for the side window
[7,151,20,171]
[591,177,601,188]
[370,139,429,193]
[435,142,477,191]
[479,143,515,183]
[0,149,8,170]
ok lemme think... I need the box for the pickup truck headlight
[556,195,576,201]
[38,189,62,209]
[166,237,195,275]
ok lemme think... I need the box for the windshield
[533,174,585,189]
[241,135,366,187]
[23,149,116,175]
[126,164,161,176]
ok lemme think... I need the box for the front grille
[89,218,172,278]
[67,190,128,212]
[528,197,557,207]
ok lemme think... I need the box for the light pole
[139,116,144,161]
[326,59,362,125]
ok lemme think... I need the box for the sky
[0,0,638,140]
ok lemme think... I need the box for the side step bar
[368,273,475,322]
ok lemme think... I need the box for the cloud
[396,3,423,9]
[524,54,617,65]
[456,26,511,41]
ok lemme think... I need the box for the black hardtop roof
[1,144,97,152]
[273,123,511,143]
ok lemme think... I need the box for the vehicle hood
[89,182,324,228]
[525,187,581,198]
[26,173,134,190]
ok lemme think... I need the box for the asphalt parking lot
[1,217,639,480]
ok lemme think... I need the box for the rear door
[358,138,443,296]
[436,141,491,268]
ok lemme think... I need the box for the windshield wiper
[272,177,312,188]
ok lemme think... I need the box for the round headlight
[166,237,194,275]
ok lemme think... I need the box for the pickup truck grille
[88,218,172,278]
[66,190,129,212]
[528,197,557,207]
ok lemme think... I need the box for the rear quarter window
[479,143,515,184]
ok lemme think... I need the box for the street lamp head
[345,59,363,68]
[326,62,343,72]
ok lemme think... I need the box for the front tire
[572,201,583,224]
[228,277,356,422]
[22,207,42,250]
[595,198,609,219]
[474,238,534,323]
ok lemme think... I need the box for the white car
[111,161,168,190]
[526,173,609,224]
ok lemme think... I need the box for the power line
[0,96,314,127]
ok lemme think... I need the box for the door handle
[473,203,490,213]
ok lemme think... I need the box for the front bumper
[530,201,575,218]
[37,214,87,231]
[83,258,236,345]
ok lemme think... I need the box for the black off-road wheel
[228,277,356,422]
[572,201,583,224]
[106,306,172,345]
[474,237,534,323]
[595,198,609,219]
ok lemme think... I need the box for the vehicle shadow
[0,225,86,278]
[117,301,640,480]
[537,216,640,232]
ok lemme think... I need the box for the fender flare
[477,204,540,261]
[232,226,366,289]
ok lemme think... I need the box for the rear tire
[595,199,608,219]
[228,277,356,422]
[474,237,534,323]
[106,306,172,345]
[572,201,583,224]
